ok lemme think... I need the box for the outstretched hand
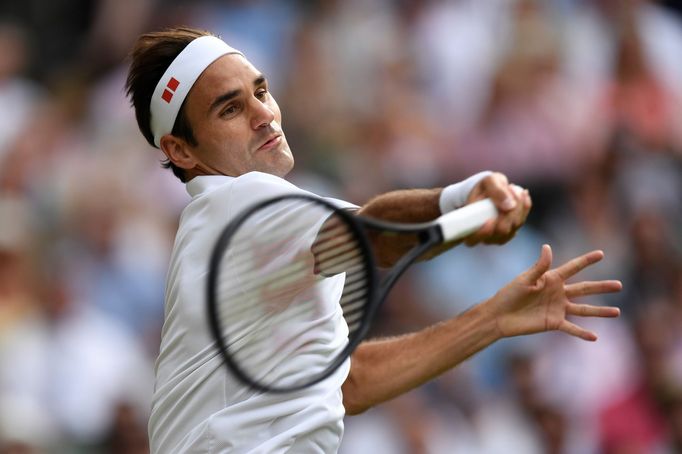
[485,245,622,341]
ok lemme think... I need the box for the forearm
[357,188,441,222]
[354,171,498,265]
[341,302,501,415]
[357,171,493,221]
[356,189,443,266]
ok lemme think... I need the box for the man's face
[181,54,294,178]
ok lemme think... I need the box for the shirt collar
[185,175,235,198]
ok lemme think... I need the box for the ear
[159,134,198,170]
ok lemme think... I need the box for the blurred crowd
[0,0,681,453]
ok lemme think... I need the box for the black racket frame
[207,193,446,393]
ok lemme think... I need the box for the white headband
[150,35,243,147]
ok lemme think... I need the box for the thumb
[523,244,553,284]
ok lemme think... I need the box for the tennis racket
[207,195,498,393]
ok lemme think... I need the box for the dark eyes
[219,89,268,118]
[220,104,240,118]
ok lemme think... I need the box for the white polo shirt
[148,172,357,454]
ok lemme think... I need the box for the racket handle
[437,198,498,242]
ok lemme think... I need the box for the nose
[251,99,275,130]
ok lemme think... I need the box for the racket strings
[215,230,364,312]
[216,212,362,291]
[212,197,374,390]
[217,219,357,280]
[217,269,370,329]
[220,207,349,260]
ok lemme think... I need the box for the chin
[273,159,294,178]
[271,149,295,178]
[255,158,293,178]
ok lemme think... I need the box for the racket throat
[377,239,435,302]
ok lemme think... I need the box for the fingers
[483,184,530,244]
[554,250,605,280]
[511,186,532,225]
[522,244,553,283]
[565,280,623,298]
[463,175,532,246]
[566,302,621,318]
[491,211,517,240]
[559,320,598,341]
[521,188,532,212]
[481,173,517,212]
[464,219,495,246]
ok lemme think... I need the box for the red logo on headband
[161,77,180,103]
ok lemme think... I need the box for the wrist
[477,297,506,342]
[439,171,493,214]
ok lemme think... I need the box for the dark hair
[125,27,215,182]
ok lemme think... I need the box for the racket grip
[437,198,498,242]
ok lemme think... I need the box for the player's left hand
[464,172,531,246]
[485,245,621,341]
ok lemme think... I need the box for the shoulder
[182,172,312,229]
[228,172,312,214]
[235,174,359,211]
[185,172,306,211]
[232,171,303,197]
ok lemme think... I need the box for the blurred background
[0,0,681,452]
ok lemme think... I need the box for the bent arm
[352,172,529,266]
[356,189,444,267]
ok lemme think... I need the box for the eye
[255,88,268,100]
[220,103,241,118]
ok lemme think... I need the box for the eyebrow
[208,74,268,113]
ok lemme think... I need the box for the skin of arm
[342,245,622,415]
[354,173,531,267]
[355,189,443,267]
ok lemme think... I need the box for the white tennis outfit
[148,172,357,454]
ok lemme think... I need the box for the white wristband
[439,171,493,214]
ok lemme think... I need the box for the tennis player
[126,27,621,453]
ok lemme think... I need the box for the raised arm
[341,245,622,415]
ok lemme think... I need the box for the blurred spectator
[341,388,473,453]
[194,0,301,94]
[0,0,96,82]
[411,0,511,133]
[0,245,154,450]
[0,22,42,170]
[473,354,549,454]
[0,196,37,330]
[599,301,682,453]
[0,0,681,452]
[454,0,600,185]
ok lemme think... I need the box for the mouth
[257,134,282,151]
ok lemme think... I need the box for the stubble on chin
[272,151,294,178]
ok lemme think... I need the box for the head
[125,27,293,182]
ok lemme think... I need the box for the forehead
[187,54,261,106]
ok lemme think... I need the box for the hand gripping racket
[207,195,498,393]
